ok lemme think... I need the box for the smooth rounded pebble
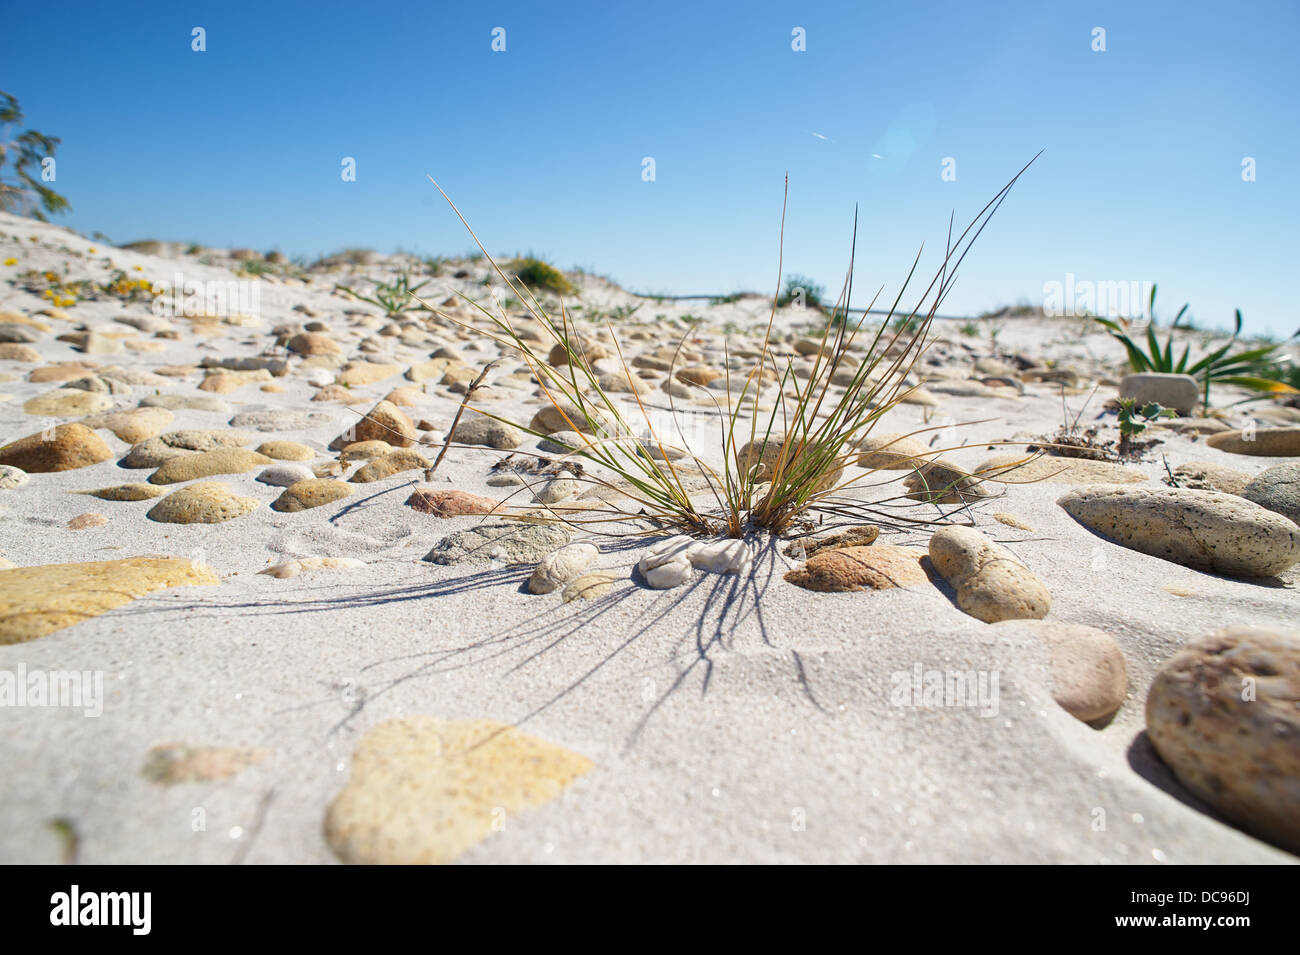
[1206,427,1300,457]
[75,483,167,501]
[0,465,29,489]
[1241,462,1300,526]
[453,414,523,450]
[405,489,502,517]
[147,482,260,524]
[1057,484,1300,578]
[256,463,316,487]
[324,716,593,865]
[271,479,353,512]
[529,542,598,594]
[149,448,271,484]
[855,432,931,470]
[348,448,429,482]
[904,459,996,504]
[1146,626,1300,854]
[928,526,1050,622]
[784,544,929,592]
[0,423,114,473]
[255,440,315,461]
[988,620,1128,722]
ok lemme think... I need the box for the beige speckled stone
[1146,626,1300,854]
[928,526,1050,622]
[148,448,271,484]
[0,557,219,644]
[0,423,114,472]
[271,478,353,512]
[990,620,1128,722]
[977,453,1147,485]
[146,482,260,524]
[1058,485,1300,577]
[324,716,593,864]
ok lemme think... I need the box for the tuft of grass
[1094,284,1298,407]
[419,157,1038,538]
[505,256,576,296]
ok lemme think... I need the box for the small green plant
[778,273,825,309]
[1094,285,1297,407]
[959,321,980,337]
[710,293,743,306]
[336,271,430,316]
[505,256,576,296]
[1116,398,1176,457]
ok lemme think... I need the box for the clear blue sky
[3,0,1297,334]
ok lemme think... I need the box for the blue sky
[3,0,1297,334]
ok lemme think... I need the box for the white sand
[0,211,1296,863]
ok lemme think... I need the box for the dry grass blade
[417,158,1037,539]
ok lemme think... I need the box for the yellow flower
[2,257,15,266]
[133,266,143,272]
[88,247,96,253]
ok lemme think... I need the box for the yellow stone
[325,717,593,864]
[0,557,219,644]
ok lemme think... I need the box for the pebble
[1058,484,1300,577]
[23,388,114,416]
[332,400,417,449]
[256,440,315,461]
[0,465,29,489]
[271,478,354,512]
[75,483,167,501]
[855,433,931,470]
[425,521,570,565]
[348,449,430,482]
[977,453,1147,485]
[1167,462,1252,495]
[146,482,260,524]
[784,544,929,592]
[66,512,107,530]
[988,620,1128,722]
[1146,626,1300,854]
[259,557,365,578]
[1241,462,1300,526]
[324,716,593,864]
[149,448,272,484]
[256,463,316,487]
[636,535,696,588]
[533,476,582,504]
[138,394,231,414]
[529,542,599,593]
[904,459,996,504]
[562,571,617,602]
[406,489,502,517]
[928,526,1051,622]
[1206,427,1300,457]
[0,423,114,472]
[80,406,174,443]
[0,557,218,643]
[1120,372,1199,416]
[230,409,331,432]
[452,414,523,449]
